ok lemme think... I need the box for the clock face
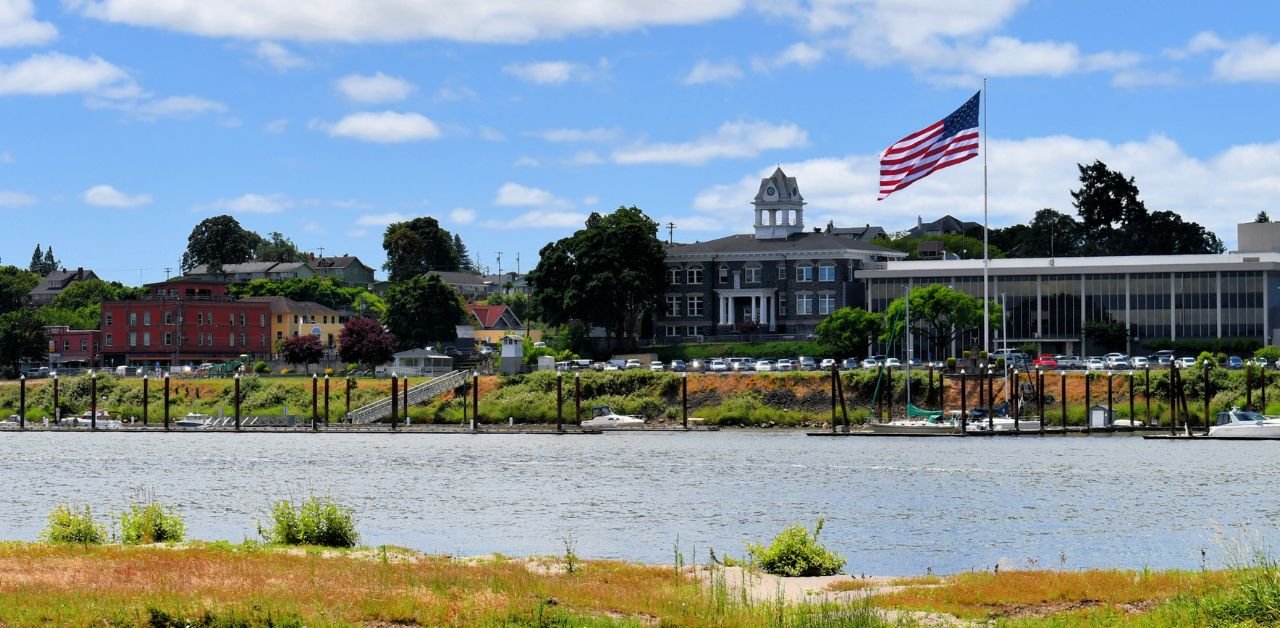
[766,186,776,196]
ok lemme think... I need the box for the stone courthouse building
[657,168,904,342]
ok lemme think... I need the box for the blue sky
[4,1,1280,284]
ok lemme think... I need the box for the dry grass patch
[870,568,1230,620]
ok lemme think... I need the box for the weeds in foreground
[747,516,846,577]
[39,503,105,545]
[260,495,358,547]
[118,498,186,545]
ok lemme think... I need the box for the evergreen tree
[1257,211,1271,223]
[29,245,43,275]
[42,247,57,275]
[453,234,475,273]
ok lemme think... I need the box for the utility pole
[515,252,520,275]
[316,246,326,258]
[496,252,502,277]
[164,267,172,280]
[667,222,676,244]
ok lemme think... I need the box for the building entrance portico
[716,289,777,331]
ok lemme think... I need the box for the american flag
[878,91,980,201]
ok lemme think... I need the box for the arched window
[687,266,703,284]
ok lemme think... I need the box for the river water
[3,430,1276,575]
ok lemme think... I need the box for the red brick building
[45,326,100,367]
[99,277,272,366]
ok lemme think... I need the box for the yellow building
[241,297,344,352]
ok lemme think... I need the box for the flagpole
[982,77,990,355]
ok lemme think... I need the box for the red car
[1031,354,1058,369]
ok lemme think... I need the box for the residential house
[467,304,538,345]
[241,296,344,351]
[431,270,489,300]
[482,272,531,295]
[29,267,99,305]
[184,261,316,283]
[45,326,100,367]
[309,255,377,287]
[905,215,982,238]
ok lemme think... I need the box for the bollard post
[324,375,330,425]
[402,375,409,419]
[1037,368,1045,435]
[1170,365,1179,435]
[576,371,583,425]
[472,374,479,429]
[830,365,837,433]
[681,371,688,430]
[1203,362,1211,434]
[1013,368,1020,432]
[52,372,60,425]
[959,369,967,434]
[390,373,398,430]
[987,367,994,432]
[1107,371,1115,433]
[1264,367,1269,414]
[311,373,319,432]
[556,371,563,432]
[1128,371,1135,430]
[1145,367,1151,426]
[234,373,241,431]
[1061,371,1067,433]
[143,375,149,426]
[90,368,97,432]
[18,374,25,430]
[164,374,170,431]
[345,377,352,422]
[1084,372,1091,435]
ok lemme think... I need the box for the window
[687,325,703,337]
[818,294,836,315]
[277,314,283,324]
[129,312,137,326]
[164,332,173,346]
[667,267,681,284]
[718,266,729,283]
[164,312,173,325]
[240,314,246,327]
[665,295,681,317]
[104,333,112,347]
[778,265,786,280]
[198,333,204,346]
[746,266,761,283]
[796,294,814,316]
[229,334,235,347]
[687,266,703,284]
[276,331,283,340]
[80,339,87,351]
[665,325,679,337]
[197,313,204,326]
[818,263,836,282]
[63,340,69,351]
[229,313,234,325]
[260,314,266,326]
[143,332,151,347]
[796,265,814,282]
[105,313,113,326]
[143,312,151,326]
[240,333,246,347]
[129,332,137,347]
[259,334,266,347]
[687,295,704,317]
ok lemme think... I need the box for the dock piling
[1060,371,1067,434]
[1084,373,1091,435]
[472,374,479,429]
[390,373,398,430]
[53,372,59,425]
[577,371,583,426]
[960,369,967,434]
[90,371,98,431]
[143,375,148,426]
[18,374,25,431]
[1145,367,1151,426]
[556,371,563,432]
[681,371,687,430]
[1128,371,1135,430]
[324,375,330,425]
[163,374,170,431]
[311,374,318,432]
[234,373,241,431]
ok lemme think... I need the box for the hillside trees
[382,217,461,282]
[181,215,257,273]
[881,284,1003,359]
[815,308,883,358]
[338,317,398,370]
[382,273,466,349]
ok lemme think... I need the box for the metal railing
[345,370,471,424]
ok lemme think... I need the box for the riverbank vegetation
[3,365,1279,427]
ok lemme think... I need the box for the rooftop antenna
[667,221,676,244]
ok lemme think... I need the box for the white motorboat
[966,417,1043,432]
[865,417,960,435]
[173,413,212,429]
[580,405,646,429]
[65,410,123,429]
[1210,408,1280,438]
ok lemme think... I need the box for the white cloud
[75,0,743,44]
[87,94,229,120]
[568,151,604,165]
[83,184,152,207]
[752,42,824,72]
[482,211,586,229]
[582,195,599,206]
[1111,69,1179,88]
[683,59,743,85]
[0,151,11,164]
[345,228,370,238]
[0,52,136,96]
[478,126,506,142]
[321,111,441,142]
[254,41,306,71]
[208,193,291,214]
[503,60,586,85]
[449,207,476,225]
[494,182,572,209]
[513,156,540,168]
[692,134,1280,250]
[528,127,619,143]
[1206,33,1280,82]
[612,120,808,166]
[355,212,410,227]
[434,86,477,101]
[0,0,56,46]
[0,190,36,207]
[334,71,415,103]
[264,118,289,133]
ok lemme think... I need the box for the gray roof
[667,231,903,256]
[393,348,453,359]
[431,270,488,286]
[187,262,280,275]
[312,255,370,269]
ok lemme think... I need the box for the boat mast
[982,77,990,355]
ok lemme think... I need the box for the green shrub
[262,495,358,547]
[40,504,106,545]
[746,517,845,577]
[119,500,186,544]
[253,360,270,374]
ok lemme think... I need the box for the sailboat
[866,290,958,435]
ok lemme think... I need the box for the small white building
[381,348,454,376]
[500,334,524,374]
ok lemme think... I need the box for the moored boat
[1210,408,1280,438]
[580,405,646,429]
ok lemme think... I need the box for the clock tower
[752,167,805,240]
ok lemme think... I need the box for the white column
[751,296,758,322]
[767,295,776,331]
[720,296,728,325]
[728,296,735,325]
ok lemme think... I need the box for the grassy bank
[6,542,1280,626]
[2,367,1277,427]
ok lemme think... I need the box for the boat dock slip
[1143,434,1280,441]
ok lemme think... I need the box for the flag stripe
[877,92,980,201]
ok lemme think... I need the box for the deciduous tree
[382,217,460,282]
[882,284,1002,359]
[815,307,883,358]
[0,308,48,377]
[382,273,466,349]
[181,215,256,273]
[338,317,397,370]
[277,334,325,372]
[0,265,39,313]
[253,231,305,263]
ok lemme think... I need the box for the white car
[884,358,902,368]
[624,359,643,370]
[1175,357,1198,368]
[1086,357,1107,371]
[819,358,837,370]
[1130,356,1150,368]
[707,359,728,372]
[754,359,774,372]
[776,358,794,371]
[649,361,665,372]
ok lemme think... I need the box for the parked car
[884,358,902,368]
[841,358,860,370]
[649,361,665,372]
[1054,355,1085,369]
[1226,355,1245,369]
[1251,357,1270,368]
[1105,355,1132,369]
[861,357,881,369]
[776,358,795,371]
[754,359,774,372]
[624,359,643,370]
[1032,354,1058,369]
[707,359,728,372]
[1155,356,1173,368]
[1086,357,1107,371]
[669,359,687,372]
[1175,357,1197,368]
[731,357,757,372]
[819,358,837,370]
[1130,356,1150,368]
[797,356,817,371]
[688,359,704,372]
